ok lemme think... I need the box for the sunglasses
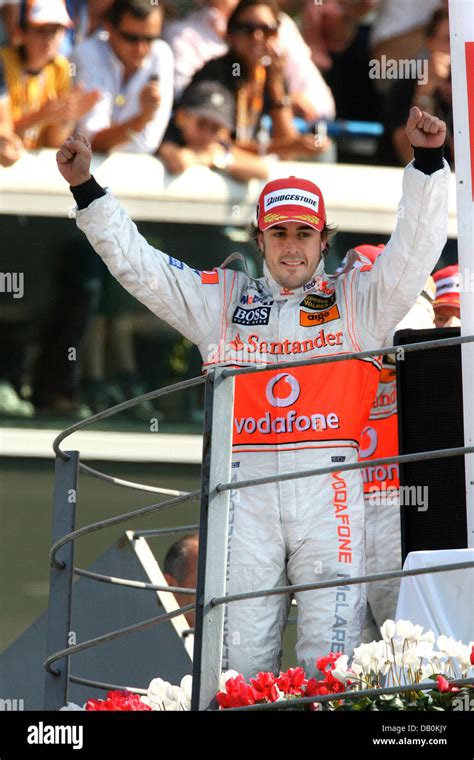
[231,22,278,38]
[117,30,160,44]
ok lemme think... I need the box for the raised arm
[56,134,222,346]
[345,107,450,351]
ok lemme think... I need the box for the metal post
[44,451,79,710]
[191,369,234,711]
[448,0,474,547]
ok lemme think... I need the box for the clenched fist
[405,106,447,149]
[56,132,92,186]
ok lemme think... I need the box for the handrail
[73,567,195,595]
[211,561,474,607]
[79,463,191,497]
[50,489,200,569]
[216,446,474,494]
[132,524,199,538]
[53,374,205,460]
[221,334,474,379]
[68,675,147,695]
[44,604,196,675]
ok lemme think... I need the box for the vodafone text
[234,410,340,436]
[332,472,352,563]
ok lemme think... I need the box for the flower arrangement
[60,621,474,712]
[60,676,192,712]
[216,621,474,711]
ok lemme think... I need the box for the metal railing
[44,333,474,711]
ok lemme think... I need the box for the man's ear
[164,573,176,587]
[257,231,264,253]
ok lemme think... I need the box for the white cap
[27,0,73,28]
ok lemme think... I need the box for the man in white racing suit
[56,106,449,678]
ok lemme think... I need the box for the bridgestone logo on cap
[264,188,320,212]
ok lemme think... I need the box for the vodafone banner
[449,0,474,546]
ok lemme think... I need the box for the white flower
[179,675,193,710]
[60,702,85,711]
[351,662,365,680]
[419,630,435,646]
[352,643,373,671]
[353,640,388,674]
[380,620,396,642]
[146,677,188,711]
[430,653,449,675]
[332,655,350,683]
[395,620,417,640]
[413,641,435,660]
[402,650,422,669]
[437,635,466,660]
[420,664,436,682]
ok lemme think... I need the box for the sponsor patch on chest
[299,292,340,326]
[232,305,272,326]
[301,292,337,310]
[300,304,340,327]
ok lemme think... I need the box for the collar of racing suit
[262,257,327,301]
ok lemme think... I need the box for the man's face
[227,4,279,69]
[164,539,199,629]
[434,304,460,328]
[107,10,162,72]
[22,24,65,67]
[258,222,325,289]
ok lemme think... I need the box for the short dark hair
[425,8,449,39]
[227,0,280,34]
[107,0,163,27]
[164,533,198,585]
[250,221,338,259]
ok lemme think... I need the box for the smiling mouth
[281,261,305,268]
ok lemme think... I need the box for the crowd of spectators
[0,0,457,419]
[0,0,454,172]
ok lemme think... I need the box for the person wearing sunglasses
[164,0,335,122]
[183,0,332,160]
[71,0,173,153]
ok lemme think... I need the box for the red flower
[304,671,346,710]
[316,652,340,674]
[470,645,474,666]
[276,667,308,696]
[326,671,346,694]
[216,675,260,709]
[250,672,280,702]
[85,690,151,711]
[436,675,459,693]
[305,678,331,711]
[306,678,330,697]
